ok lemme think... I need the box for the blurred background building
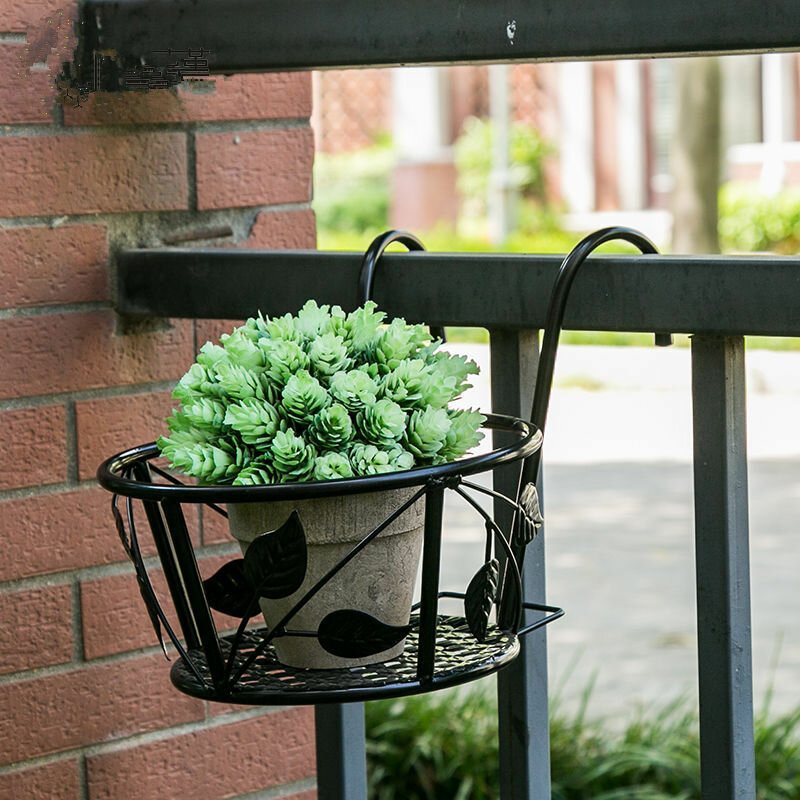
[311,55,800,251]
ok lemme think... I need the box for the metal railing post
[491,329,551,800]
[691,335,756,799]
[315,704,367,800]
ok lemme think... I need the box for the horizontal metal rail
[117,249,800,337]
[81,0,800,72]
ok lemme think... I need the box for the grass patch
[366,689,800,799]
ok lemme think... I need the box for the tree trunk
[671,58,721,254]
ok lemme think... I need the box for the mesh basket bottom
[171,614,520,705]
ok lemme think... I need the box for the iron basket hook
[498,225,659,628]
[358,229,447,343]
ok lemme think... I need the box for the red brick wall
[0,3,317,798]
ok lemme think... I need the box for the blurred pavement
[437,342,800,718]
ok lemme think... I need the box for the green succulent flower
[308,332,352,381]
[404,406,452,460]
[381,358,427,408]
[161,440,250,484]
[308,403,354,449]
[260,338,310,386]
[328,305,348,340]
[349,442,395,476]
[295,299,333,340]
[173,363,224,403]
[240,313,268,340]
[345,301,385,356]
[220,329,265,370]
[329,369,380,412]
[232,459,276,486]
[158,427,203,456]
[263,312,301,343]
[224,398,283,445]
[385,444,415,471]
[270,429,316,482]
[215,360,268,401]
[196,341,228,369]
[424,351,479,401]
[313,452,354,481]
[372,318,430,372]
[281,369,331,424]
[181,397,228,431]
[437,409,486,463]
[356,398,407,447]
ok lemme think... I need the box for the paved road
[436,343,800,718]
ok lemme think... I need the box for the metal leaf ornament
[243,510,308,599]
[517,482,544,545]
[465,558,499,642]
[317,609,412,658]
[202,559,257,618]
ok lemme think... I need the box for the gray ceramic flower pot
[227,487,426,669]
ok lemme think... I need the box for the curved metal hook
[498,226,659,629]
[530,225,658,437]
[358,229,446,343]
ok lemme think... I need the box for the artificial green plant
[159,301,486,485]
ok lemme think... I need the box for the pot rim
[97,412,541,503]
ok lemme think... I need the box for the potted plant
[157,299,486,669]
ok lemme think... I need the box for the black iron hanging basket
[97,226,657,706]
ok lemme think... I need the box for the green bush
[313,143,394,233]
[454,117,553,220]
[365,688,800,799]
[719,182,800,253]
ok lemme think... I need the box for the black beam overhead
[117,249,800,338]
[81,0,800,75]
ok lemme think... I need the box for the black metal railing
[111,240,800,800]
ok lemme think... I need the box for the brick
[64,72,312,125]
[0,486,202,583]
[0,224,108,309]
[0,487,135,582]
[0,0,69,31]
[76,391,174,481]
[0,133,187,217]
[195,128,313,210]
[0,405,66,490]
[80,554,233,660]
[87,708,315,800]
[0,653,204,764]
[0,45,55,124]
[0,759,80,800]
[0,312,193,400]
[244,209,317,250]
[0,584,72,674]
[285,791,317,800]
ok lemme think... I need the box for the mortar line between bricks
[71,579,85,663]
[0,540,239,596]
[236,777,318,800]
[187,129,197,211]
[0,706,283,776]
[0,379,179,413]
[78,753,89,800]
[0,201,313,231]
[65,398,79,484]
[0,301,111,320]
[0,117,311,139]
